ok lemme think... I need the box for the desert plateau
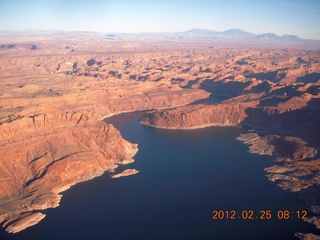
[0,29,319,239]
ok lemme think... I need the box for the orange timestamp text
[212,210,307,220]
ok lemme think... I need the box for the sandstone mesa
[0,31,319,238]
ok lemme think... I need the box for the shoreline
[139,120,241,130]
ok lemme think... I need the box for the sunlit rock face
[0,31,319,234]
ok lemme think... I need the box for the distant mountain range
[183,28,300,40]
[1,28,318,49]
[0,28,308,41]
[102,28,320,49]
[103,28,320,46]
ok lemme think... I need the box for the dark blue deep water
[1,112,319,240]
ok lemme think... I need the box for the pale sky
[0,0,320,39]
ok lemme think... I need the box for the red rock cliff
[0,119,137,233]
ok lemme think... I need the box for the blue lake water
[1,112,319,240]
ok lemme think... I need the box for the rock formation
[0,120,138,233]
[140,94,261,129]
[112,169,139,178]
[0,31,319,238]
[0,32,210,233]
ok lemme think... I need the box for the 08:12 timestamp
[212,210,308,220]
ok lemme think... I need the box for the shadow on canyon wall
[243,97,320,144]
[297,73,320,84]
[245,70,286,83]
[199,79,251,97]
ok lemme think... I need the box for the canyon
[0,30,319,238]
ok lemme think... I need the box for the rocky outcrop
[140,99,259,129]
[111,169,139,178]
[295,232,320,240]
[237,132,320,234]
[140,89,320,131]
[237,133,319,190]
[0,121,137,233]
[4,212,46,234]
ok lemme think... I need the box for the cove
[1,112,319,240]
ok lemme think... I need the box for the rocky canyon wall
[0,32,319,237]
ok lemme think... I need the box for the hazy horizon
[0,0,320,40]
[0,27,315,41]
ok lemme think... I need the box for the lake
[1,112,319,240]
